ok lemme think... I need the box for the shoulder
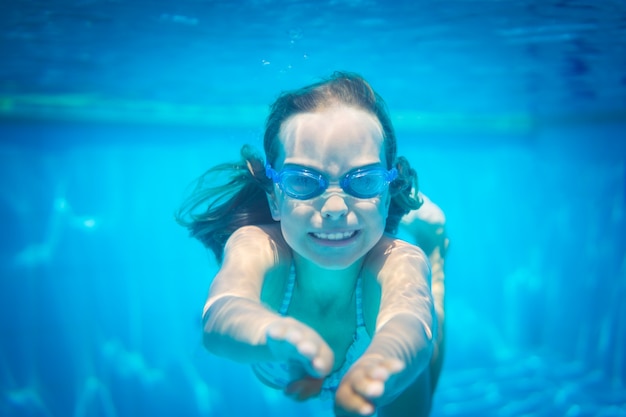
[224,224,290,263]
[208,223,291,309]
[226,223,284,244]
[362,235,430,290]
[366,235,429,272]
[360,236,431,334]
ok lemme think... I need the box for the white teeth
[313,231,356,240]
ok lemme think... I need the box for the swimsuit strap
[278,266,296,315]
[355,276,365,327]
[279,265,365,328]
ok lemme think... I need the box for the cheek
[380,189,392,212]
[357,193,389,212]
[378,192,392,225]
[279,199,312,215]
[278,204,315,250]
[354,198,389,226]
[277,200,317,231]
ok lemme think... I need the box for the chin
[306,251,366,270]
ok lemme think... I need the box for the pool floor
[432,353,626,417]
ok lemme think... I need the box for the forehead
[276,106,385,172]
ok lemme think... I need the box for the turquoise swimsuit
[252,267,372,400]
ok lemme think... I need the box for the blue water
[1,1,626,416]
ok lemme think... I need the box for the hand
[334,355,405,416]
[266,318,335,400]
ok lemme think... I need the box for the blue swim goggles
[265,163,398,200]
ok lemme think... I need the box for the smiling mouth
[311,231,358,241]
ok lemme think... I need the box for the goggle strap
[265,163,277,181]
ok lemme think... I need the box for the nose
[320,193,349,219]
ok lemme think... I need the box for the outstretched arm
[202,224,290,361]
[400,192,448,390]
[335,238,436,416]
[202,224,334,380]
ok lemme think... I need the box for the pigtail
[175,145,275,263]
[386,156,423,234]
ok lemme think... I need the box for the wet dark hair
[176,71,422,262]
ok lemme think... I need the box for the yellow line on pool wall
[2,93,622,133]
[0,94,267,127]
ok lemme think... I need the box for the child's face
[268,105,391,270]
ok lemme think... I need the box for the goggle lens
[342,170,389,198]
[281,170,326,199]
[266,164,396,200]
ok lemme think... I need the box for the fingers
[335,357,406,416]
[334,384,375,417]
[353,357,404,397]
[266,319,334,378]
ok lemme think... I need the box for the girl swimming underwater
[177,72,447,417]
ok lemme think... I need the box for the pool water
[1,1,625,416]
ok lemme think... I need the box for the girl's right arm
[202,224,335,381]
[202,224,291,362]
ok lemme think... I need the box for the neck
[292,253,365,307]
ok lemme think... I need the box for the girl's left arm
[369,237,435,396]
[335,237,435,415]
